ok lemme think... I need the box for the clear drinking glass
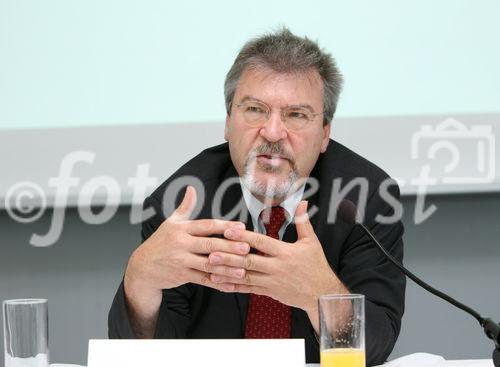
[3,299,49,367]
[319,294,365,367]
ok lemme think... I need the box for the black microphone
[337,199,500,367]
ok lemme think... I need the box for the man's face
[225,67,331,202]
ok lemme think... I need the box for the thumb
[171,185,197,221]
[294,200,315,239]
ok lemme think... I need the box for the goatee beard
[241,142,299,201]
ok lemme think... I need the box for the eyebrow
[239,96,262,104]
[238,96,317,113]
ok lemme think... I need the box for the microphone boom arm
[356,222,500,366]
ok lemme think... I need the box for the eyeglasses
[232,100,324,131]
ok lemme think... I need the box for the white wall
[1,0,499,130]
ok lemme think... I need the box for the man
[109,28,405,365]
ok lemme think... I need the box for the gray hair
[224,27,343,125]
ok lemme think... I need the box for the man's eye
[246,106,265,113]
[287,111,308,119]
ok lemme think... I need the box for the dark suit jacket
[108,140,406,366]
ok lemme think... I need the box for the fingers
[208,252,273,274]
[217,283,269,295]
[187,219,246,236]
[188,270,268,295]
[184,268,238,293]
[189,236,250,256]
[187,253,247,279]
[224,228,282,256]
[170,186,197,221]
[209,272,268,287]
[294,200,315,239]
[183,258,269,295]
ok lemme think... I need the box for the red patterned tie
[244,206,291,338]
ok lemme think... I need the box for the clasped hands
[209,205,340,315]
[125,186,345,331]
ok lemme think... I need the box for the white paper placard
[88,339,305,367]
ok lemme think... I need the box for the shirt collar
[239,179,305,226]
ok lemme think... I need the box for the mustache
[252,142,294,163]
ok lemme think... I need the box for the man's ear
[320,122,331,153]
[224,114,230,141]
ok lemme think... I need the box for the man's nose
[259,110,288,142]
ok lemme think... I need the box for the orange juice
[320,348,365,367]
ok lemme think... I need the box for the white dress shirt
[239,180,305,240]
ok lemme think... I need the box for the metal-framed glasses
[233,100,324,131]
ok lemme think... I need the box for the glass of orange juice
[319,294,365,367]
